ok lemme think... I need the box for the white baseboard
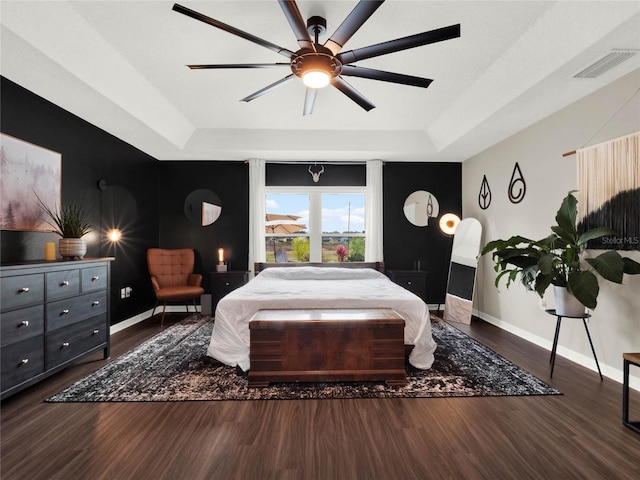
[473,308,640,392]
[110,305,201,335]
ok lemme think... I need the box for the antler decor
[309,165,324,183]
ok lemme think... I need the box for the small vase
[58,238,87,260]
[554,286,585,317]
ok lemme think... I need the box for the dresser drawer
[1,305,45,346]
[47,290,107,331]
[46,269,80,301]
[46,316,107,369]
[1,274,45,311]
[81,266,108,292]
[1,335,45,391]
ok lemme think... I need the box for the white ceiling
[1,1,639,162]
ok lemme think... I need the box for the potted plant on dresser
[481,191,640,316]
[37,195,91,260]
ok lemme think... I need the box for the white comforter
[207,267,437,371]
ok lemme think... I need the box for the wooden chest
[248,308,406,387]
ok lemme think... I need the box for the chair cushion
[155,285,205,302]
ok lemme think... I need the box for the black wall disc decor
[478,175,492,210]
[508,162,526,204]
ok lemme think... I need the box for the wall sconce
[216,247,227,272]
[107,228,122,242]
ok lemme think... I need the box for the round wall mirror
[184,189,222,226]
[403,190,440,227]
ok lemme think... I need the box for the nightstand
[210,271,249,311]
[387,270,427,302]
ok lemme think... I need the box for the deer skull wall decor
[309,165,324,183]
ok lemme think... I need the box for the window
[265,187,365,263]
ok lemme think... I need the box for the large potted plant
[481,191,640,315]
[36,195,91,260]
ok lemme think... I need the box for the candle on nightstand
[216,248,227,272]
[45,242,56,261]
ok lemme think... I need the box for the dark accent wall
[158,161,249,294]
[383,162,462,303]
[1,76,159,324]
[1,76,462,323]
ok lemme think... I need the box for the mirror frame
[403,190,440,227]
[184,189,222,226]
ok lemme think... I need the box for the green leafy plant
[347,237,365,262]
[35,193,91,238]
[480,191,640,309]
[292,237,310,262]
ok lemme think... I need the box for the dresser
[387,270,428,302]
[210,271,249,311]
[1,258,113,399]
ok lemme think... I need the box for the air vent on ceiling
[573,49,638,79]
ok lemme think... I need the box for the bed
[206,264,437,372]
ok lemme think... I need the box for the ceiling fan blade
[303,87,317,116]
[240,74,296,102]
[337,24,461,64]
[278,0,314,50]
[324,0,384,55]
[188,63,291,70]
[340,65,432,88]
[173,3,295,60]
[331,76,375,111]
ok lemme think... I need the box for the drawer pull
[62,342,70,348]
[93,329,100,335]
[92,276,100,281]
[61,280,70,286]
[61,309,70,315]
[92,300,100,306]
[19,287,30,293]
[407,281,412,285]
[19,320,30,327]
[225,282,230,286]
[21,358,29,365]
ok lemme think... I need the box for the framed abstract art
[0,133,61,232]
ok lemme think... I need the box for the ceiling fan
[173,1,460,115]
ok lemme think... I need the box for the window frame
[265,186,366,263]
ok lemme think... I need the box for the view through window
[265,190,365,263]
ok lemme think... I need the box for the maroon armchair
[147,248,204,327]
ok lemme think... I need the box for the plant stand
[546,309,602,381]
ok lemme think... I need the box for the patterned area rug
[47,315,560,402]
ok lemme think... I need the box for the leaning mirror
[403,190,440,227]
[443,218,483,325]
[184,189,222,226]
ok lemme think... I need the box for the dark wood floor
[2,313,639,480]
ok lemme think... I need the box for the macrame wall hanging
[576,131,639,251]
[562,86,640,251]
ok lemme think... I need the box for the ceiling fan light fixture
[292,47,341,89]
[303,70,331,88]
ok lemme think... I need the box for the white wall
[462,68,640,388]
